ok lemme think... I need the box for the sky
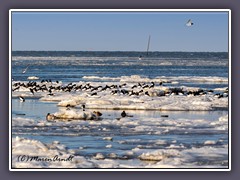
[11,11,229,52]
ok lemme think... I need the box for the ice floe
[47,109,102,121]
[11,75,229,169]
[12,136,228,168]
[12,77,228,111]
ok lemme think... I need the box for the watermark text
[17,155,74,162]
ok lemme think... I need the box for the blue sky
[11,11,229,52]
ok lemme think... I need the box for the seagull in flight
[186,19,194,27]
[19,96,25,102]
[22,64,30,74]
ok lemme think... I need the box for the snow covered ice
[11,51,229,169]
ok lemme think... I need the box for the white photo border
[9,9,231,171]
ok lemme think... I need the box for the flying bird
[19,96,25,102]
[186,19,194,27]
[22,64,30,74]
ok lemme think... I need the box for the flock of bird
[13,79,228,100]
[14,78,228,121]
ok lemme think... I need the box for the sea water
[11,51,229,168]
[12,51,228,88]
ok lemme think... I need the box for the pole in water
[146,35,151,56]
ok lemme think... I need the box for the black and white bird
[46,113,55,121]
[66,104,71,110]
[19,96,25,102]
[82,104,86,111]
[22,65,30,74]
[93,111,102,117]
[186,19,194,27]
[121,111,127,118]
[29,88,34,95]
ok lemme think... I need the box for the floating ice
[219,114,228,122]
[106,144,112,148]
[27,76,39,80]
[52,109,102,121]
[103,137,113,141]
[94,153,105,160]
[204,140,217,145]
[12,137,95,168]
[12,117,35,126]
[12,76,228,111]
[12,135,228,168]
[139,152,166,161]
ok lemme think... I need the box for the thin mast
[146,35,151,56]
